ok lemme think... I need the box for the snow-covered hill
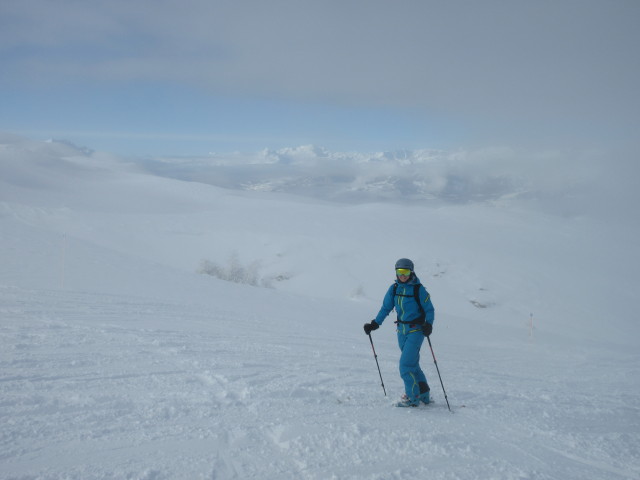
[1,135,638,479]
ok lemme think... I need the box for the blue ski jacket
[374,275,434,334]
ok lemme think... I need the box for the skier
[364,258,435,407]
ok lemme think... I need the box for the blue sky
[1,0,638,156]
[1,83,465,155]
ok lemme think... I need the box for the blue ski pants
[397,329,428,399]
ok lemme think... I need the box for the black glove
[363,320,379,335]
[422,322,433,337]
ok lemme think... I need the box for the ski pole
[367,333,386,396]
[427,336,451,412]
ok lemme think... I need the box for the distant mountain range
[0,134,602,213]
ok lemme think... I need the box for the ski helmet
[395,258,414,271]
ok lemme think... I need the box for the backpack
[392,283,426,324]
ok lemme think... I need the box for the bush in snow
[198,254,261,286]
[198,254,291,288]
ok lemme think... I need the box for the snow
[1,135,639,479]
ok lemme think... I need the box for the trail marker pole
[60,233,67,290]
[529,313,534,339]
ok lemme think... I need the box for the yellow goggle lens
[396,268,411,276]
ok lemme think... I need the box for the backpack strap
[393,283,426,324]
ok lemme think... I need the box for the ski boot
[419,382,430,405]
[395,394,420,408]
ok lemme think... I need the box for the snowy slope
[1,136,638,480]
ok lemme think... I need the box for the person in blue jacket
[364,258,435,407]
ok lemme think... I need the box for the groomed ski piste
[1,134,638,479]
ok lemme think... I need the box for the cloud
[2,0,639,148]
[130,143,620,214]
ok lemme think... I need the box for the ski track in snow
[1,285,638,480]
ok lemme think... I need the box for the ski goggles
[396,268,412,276]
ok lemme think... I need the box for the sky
[1,0,639,156]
